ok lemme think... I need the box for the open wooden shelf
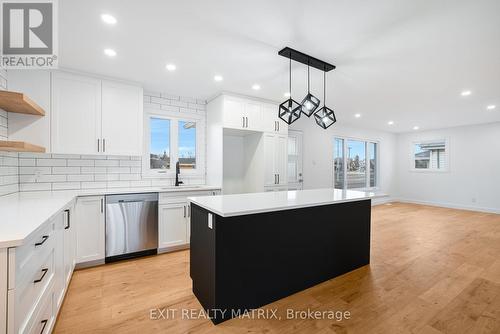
[0,90,45,116]
[0,140,46,153]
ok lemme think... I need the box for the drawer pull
[40,319,48,334]
[35,235,49,247]
[64,209,70,229]
[34,268,48,283]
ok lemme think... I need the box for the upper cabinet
[51,72,143,155]
[101,80,143,156]
[51,72,102,155]
[219,95,286,134]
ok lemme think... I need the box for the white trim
[395,198,500,215]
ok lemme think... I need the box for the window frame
[410,138,449,173]
[333,136,380,191]
[143,108,205,178]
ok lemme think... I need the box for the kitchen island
[188,188,387,324]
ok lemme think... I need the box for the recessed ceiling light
[388,121,394,125]
[166,64,176,71]
[214,75,223,82]
[486,105,496,110]
[460,90,471,96]
[103,48,116,57]
[413,126,419,130]
[252,84,260,90]
[101,14,117,25]
[284,92,291,97]
[354,113,361,118]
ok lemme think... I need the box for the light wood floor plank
[54,203,500,334]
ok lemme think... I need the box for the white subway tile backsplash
[95,159,119,167]
[94,174,119,181]
[19,158,36,166]
[130,180,152,187]
[107,181,130,188]
[119,160,141,167]
[52,166,81,174]
[81,181,107,189]
[36,158,67,167]
[67,159,94,167]
[130,167,142,173]
[81,167,107,174]
[107,167,130,174]
[67,174,94,182]
[107,155,130,160]
[36,174,67,183]
[81,154,107,160]
[20,166,51,175]
[52,154,81,159]
[52,182,81,190]
[119,174,141,181]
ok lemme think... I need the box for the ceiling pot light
[461,90,471,96]
[166,64,176,71]
[486,105,496,110]
[278,56,301,125]
[388,121,394,125]
[101,14,117,25]
[413,126,419,130]
[354,113,361,118]
[300,65,320,117]
[104,48,116,57]
[252,84,261,90]
[313,71,337,129]
[214,75,223,82]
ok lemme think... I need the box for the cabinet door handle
[97,139,100,153]
[278,174,280,184]
[246,117,249,128]
[40,319,48,334]
[101,198,104,213]
[34,268,48,283]
[103,138,106,153]
[64,209,70,229]
[35,235,49,247]
[242,117,245,128]
[183,205,186,218]
[277,122,279,132]
[187,204,191,218]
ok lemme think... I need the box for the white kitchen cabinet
[62,207,76,286]
[51,71,143,155]
[262,103,288,135]
[53,211,65,312]
[158,203,188,249]
[264,133,288,186]
[51,72,102,154]
[75,196,105,264]
[101,80,143,156]
[222,96,263,131]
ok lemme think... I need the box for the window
[144,110,205,177]
[150,118,170,169]
[334,137,378,189]
[178,121,196,169]
[413,140,447,171]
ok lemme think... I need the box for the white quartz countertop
[0,185,220,248]
[188,188,387,217]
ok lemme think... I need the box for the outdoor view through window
[178,121,196,169]
[150,118,170,169]
[334,138,377,189]
[414,141,446,170]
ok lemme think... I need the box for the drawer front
[159,190,219,204]
[25,286,54,334]
[14,248,55,333]
[9,220,56,290]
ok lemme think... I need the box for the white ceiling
[59,0,500,133]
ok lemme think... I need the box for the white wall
[290,117,397,200]
[395,122,500,213]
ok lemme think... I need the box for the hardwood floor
[54,203,500,334]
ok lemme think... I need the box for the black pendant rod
[289,56,292,96]
[307,64,310,94]
[323,71,326,106]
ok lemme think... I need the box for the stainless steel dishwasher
[105,193,158,262]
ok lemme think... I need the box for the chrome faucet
[175,161,183,186]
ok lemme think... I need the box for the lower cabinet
[75,196,105,265]
[6,202,75,334]
[158,203,189,249]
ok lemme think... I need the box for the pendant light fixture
[278,55,301,125]
[300,64,320,117]
[313,71,337,129]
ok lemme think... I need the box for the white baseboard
[394,197,500,215]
